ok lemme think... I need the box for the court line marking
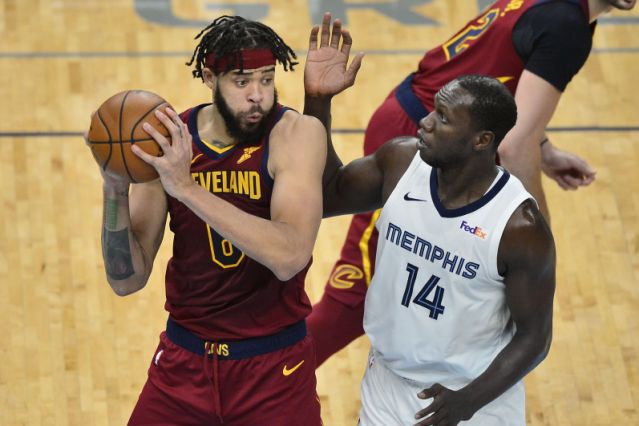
[1,127,638,138]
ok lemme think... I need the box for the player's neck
[197,104,237,147]
[435,162,499,210]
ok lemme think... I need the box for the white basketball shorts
[359,350,526,426]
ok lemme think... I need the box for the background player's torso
[412,0,589,108]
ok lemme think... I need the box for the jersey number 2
[443,8,498,60]
[207,226,244,268]
[401,263,445,319]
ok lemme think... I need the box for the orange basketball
[87,90,173,183]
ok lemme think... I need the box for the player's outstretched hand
[413,383,473,426]
[304,12,364,98]
[133,108,194,198]
[540,142,596,190]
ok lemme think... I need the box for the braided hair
[186,15,298,79]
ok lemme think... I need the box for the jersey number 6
[206,226,245,268]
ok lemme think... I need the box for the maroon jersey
[164,104,311,341]
[412,0,589,110]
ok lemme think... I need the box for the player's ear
[474,130,495,152]
[202,67,217,89]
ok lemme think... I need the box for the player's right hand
[133,108,193,199]
[413,383,474,426]
[540,141,595,190]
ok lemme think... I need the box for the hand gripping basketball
[87,90,173,183]
[132,108,194,199]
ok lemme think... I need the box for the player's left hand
[413,383,473,426]
[540,141,596,190]
[84,112,132,186]
[304,12,364,98]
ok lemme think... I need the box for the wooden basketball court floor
[1,1,638,425]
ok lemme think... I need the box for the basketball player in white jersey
[304,24,556,424]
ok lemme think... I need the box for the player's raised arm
[322,137,417,217]
[303,12,371,216]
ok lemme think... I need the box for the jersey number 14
[401,263,445,319]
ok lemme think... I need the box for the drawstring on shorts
[165,317,307,424]
[204,341,224,424]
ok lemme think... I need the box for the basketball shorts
[128,318,321,426]
[359,350,525,426]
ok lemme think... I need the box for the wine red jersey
[164,104,312,340]
[412,0,589,110]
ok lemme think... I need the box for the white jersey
[364,152,533,387]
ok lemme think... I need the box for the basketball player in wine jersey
[88,15,361,425]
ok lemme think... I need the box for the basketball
[87,90,173,183]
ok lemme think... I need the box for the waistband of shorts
[395,73,429,126]
[165,317,307,360]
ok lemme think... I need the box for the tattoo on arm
[104,198,119,230]
[103,228,135,280]
[102,195,134,280]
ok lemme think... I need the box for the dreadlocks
[186,15,298,79]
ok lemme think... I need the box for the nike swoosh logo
[404,192,428,202]
[282,360,305,376]
[154,349,163,366]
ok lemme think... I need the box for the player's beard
[215,84,278,145]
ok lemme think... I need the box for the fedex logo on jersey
[460,221,487,239]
